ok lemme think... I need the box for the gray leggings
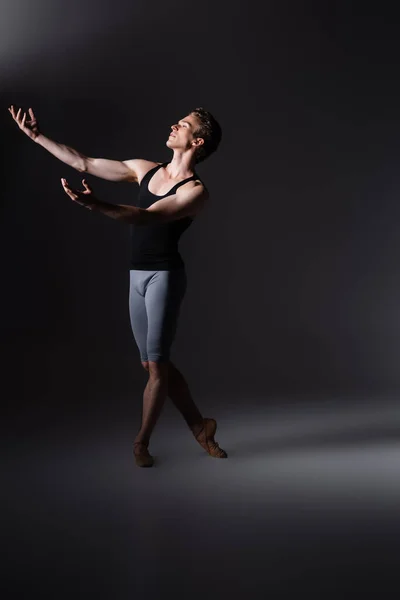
[129,269,187,363]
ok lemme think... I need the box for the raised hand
[61,178,97,210]
[8,105,40,140]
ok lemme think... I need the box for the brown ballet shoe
[133,442,154,468]
[193,418,228,458]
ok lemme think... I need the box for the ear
[192,137,205,148]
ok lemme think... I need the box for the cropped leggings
[129,268,187,363]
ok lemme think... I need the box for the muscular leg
[141,360,227,458]
[141,360,203,435]
[134,269,187,446]
[167,362,204,435]
[134,361,169,446]
[131,269,227,462]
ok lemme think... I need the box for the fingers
[8,105,24,127]
[61,178,93,211]
[8,105,35,128]
[61,177,74,196]
[27,107,37,126]
[82,179,92,193]
[61,177,73,194]
[62,177,92,196]
[61,178,78,200]
[8,105,17,118]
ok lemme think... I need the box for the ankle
[134,437,149,447]
[190,421,204,437]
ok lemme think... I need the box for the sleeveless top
[130,163,200,270]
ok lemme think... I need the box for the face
[166,113,204,152]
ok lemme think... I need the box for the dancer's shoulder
[123,159,162,184]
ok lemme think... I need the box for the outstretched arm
[8,105,152,182]
[61,178,208,224]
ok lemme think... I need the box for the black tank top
[130,163,199,270]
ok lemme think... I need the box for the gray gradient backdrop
[2,1,400,598]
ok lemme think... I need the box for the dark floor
[3,381,400,599]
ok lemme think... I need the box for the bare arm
[37,137,140,182]
[8,105,155,182]
[61,178,208,224]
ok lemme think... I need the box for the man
[9,104,227,467]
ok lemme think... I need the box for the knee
[148,360,169,379]
[141,361,149,372]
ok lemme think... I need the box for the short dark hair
[190,107,222,163]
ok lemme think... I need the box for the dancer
[9,104,227,467]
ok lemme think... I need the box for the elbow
[75,162,88,173]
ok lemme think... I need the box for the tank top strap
[141,163,204,197]
[139,163,164,189]
[172,173,197,193]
